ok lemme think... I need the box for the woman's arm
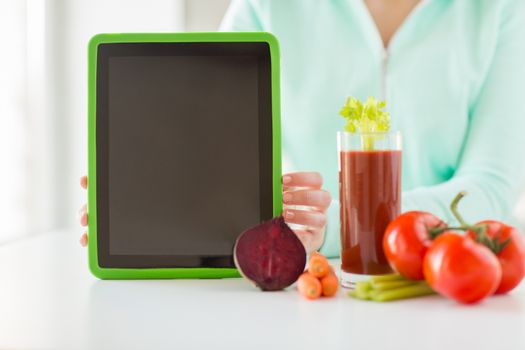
[401,0,525,226]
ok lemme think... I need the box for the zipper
[381,48,389,102]
[376,0,430,102]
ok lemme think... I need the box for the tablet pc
[87,33,281,279]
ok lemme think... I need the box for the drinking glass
[338,131,402,288]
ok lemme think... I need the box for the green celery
[371,282,435,302]
[339,96,391,151]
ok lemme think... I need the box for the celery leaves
[339,96,390,134]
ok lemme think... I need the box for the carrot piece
[297,272,322,300]
[308,252,330,278]
[321,272,339,297]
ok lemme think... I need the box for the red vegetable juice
[339,149,402,276]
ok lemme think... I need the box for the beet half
[234,215,307,291]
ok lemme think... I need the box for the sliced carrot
[321,272,339,297]
[308,252,330,278]
[297,272,322,300]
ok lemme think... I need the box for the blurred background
[1,0,524,244]
[0,0,230,244]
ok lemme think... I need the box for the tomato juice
[339,149,402,276]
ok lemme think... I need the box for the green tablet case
[87,32,281,279]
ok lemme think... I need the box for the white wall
[184,0,230,31]
[0,0,27,241]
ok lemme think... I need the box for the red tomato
[467,220,525,294]
[423,232,502,304]
[383,211,446,280]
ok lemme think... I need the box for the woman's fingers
[293,228,325,254]
[282,172,323,189]
[284,208,326,228]
[281,172,331,251]
[283,189,331,209]
[80,232,88,247]
[79,204,87,226]
[80,176,87,189]
[80,212,88,226]
[79,176,88,247]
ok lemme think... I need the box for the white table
[1,231,524,350]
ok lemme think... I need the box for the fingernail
[81,213,88,226]
[282,175,292,184]
[283,193,292,203]
[285,210,295,219]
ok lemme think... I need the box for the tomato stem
[429,225,470,237]
[473,224,496,251]
[450,191,469,227]
[431,191,512,255]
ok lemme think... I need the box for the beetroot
[234,215,306,291]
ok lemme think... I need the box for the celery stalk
[370,273,406,283]
[348,275,436,302]
[371,282,435,302]
[371,280,418,291]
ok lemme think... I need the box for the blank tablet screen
[95,43,273,268]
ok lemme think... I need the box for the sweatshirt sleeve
[401,0,525,227]
[218,0,264,32]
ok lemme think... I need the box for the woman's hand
[282,172,332,254]
[78,175,88,247]
[78,172,334,253]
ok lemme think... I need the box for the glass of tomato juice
[338,131,402,288]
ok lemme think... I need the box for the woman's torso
[252,0,504,200]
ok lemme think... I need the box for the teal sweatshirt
[220,0,525,257]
